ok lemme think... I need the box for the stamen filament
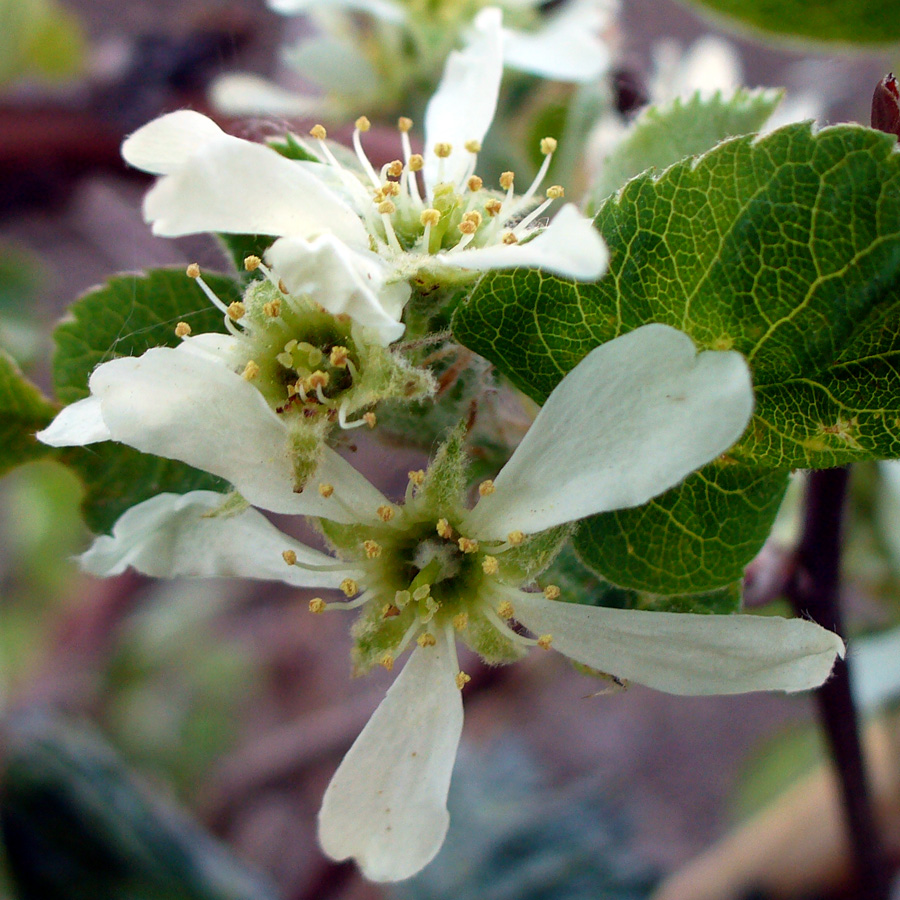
[514,197,553,234]
[338,402,370,430]
[353,128,382,189]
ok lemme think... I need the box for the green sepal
[586,87,784,211]
[52,268,238,533]
[0,348,57,477]
[418,423,470,516]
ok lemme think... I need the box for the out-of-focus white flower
[47,324,842,882]
[124,10,607,307]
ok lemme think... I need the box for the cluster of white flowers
[36,5,845,886]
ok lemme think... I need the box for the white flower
[122,8,607,308]
[46,324,843,882]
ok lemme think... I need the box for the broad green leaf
[586,88,784,211]
[574,464,790,595]
[0,349,56,476]
[454,122,900,592]
[680,0,900,46]
[53,269,239,533]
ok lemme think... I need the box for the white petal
[423,7,503,194]
[503,0,616,83]
[466,324,754,539]
[177,332,240,364]
[319,635,463,881]
[87,346,386,522]
[37,396,110,446]
[514,593,844,695]
[266,235,408,345]
[269,0,406,22]
[437,204,608,280]
[80,490,353,588]
[142,135,369,248]
[210,73,322,117]
[121,110,225,175]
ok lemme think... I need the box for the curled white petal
[466,324,753,539]
[142,134,368,248]
[437,204,608,280]
[80,490,354,588]
[37,396,110,446]
[122,110,226,175]
[268,0,407,21]
[210,73,322,117]
[423,7,503,194]
[85,346,386,521]
[319,633,462,881]
[514,593,844,695]
[503,0,616,83]
[267,235,408,345]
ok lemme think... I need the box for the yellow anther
[394,589,411,607]
[408,153,424,172]
[412,584,431,602]
[467,175,483,192]
[455,671,471,690]
[285,339,298,353]
[386,159,404,178]
[382,603,401,618]
[282,549,298,566]
[377,505,395,522]
[380,653,394,671]
[543,584,561,600]
[478,479,495,496]
[278,279,288,294]
[417,632,437,648]
[500,171,515,190]
[453,612,469,630]
[340,578,359,597]
[382,181,400,196]
[436,518,453,539]
[502,232,519,245]
[484,198,503,217]
[497,600,515,619]
[227,301,245,321]
[364,540,382,558]
[463,210,483,228]
[317,483,334,499]
[507,530,526,546]
[244,254,261,271]
[263,299,282,317]
[186,263,201,278]
[329,345,349,367]
[420,208,441,227]
[355,116,371,132]
[310,124,327,140]
[546,185,565,199]
[458,537,479,554]
[363,412,377,428]
[309,597,326,614]
[378,199,397,215]
[459,219,477,235]
[540,136,558,155]
[464,139,482,153]
[242,360,260,380]
[433,142,452,158]
[276,351,294,368]
[408,469,426,486]
[308,370,330,391]
[398,116,413,132]
[174,322,192,338]
[482,555,499,575]
[537,634,553,650]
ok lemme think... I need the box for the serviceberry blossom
[213,0,617,118]
[40,324,843,882]
[122,8,607,320]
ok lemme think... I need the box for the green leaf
[0,0,84,85]
[586,88,784,211]
[574,463,790,594]
[217,233,276,276]
[679,0,900,45]
[53,269,240,532]
[455,122,900,592]
[0,349,56,476]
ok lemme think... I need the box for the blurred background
[1,1,899,898]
